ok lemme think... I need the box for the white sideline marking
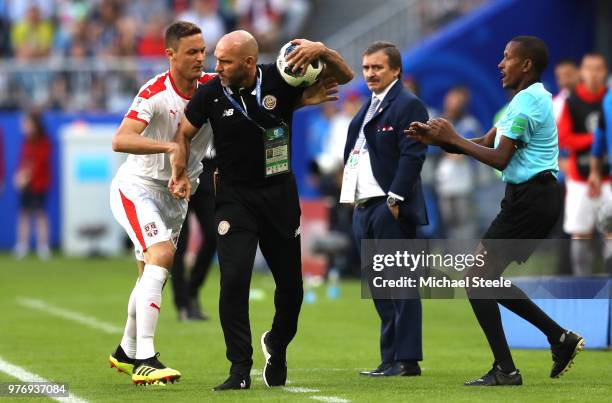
[311,397,350,403]
[17,297,122,335]
[0,357,88,403]
[283,386,321,393]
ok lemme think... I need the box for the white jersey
[116,71,216,192]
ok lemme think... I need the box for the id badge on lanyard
[264,123,290,177]
[222,68,291,178]
[339,138,366,203]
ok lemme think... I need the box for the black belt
[355,196,386,209]
[533,170,556,182]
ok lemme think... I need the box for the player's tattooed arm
[286,39,354,84]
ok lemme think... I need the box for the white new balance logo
[222,108,234,117]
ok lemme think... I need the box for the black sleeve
[185,84,210,128]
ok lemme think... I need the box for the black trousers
[215,174,303,375]
[171,160,217,310]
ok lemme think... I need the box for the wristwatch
[386,195,400,208]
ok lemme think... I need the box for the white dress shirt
[355,79,400,203]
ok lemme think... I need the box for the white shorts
[110,177,188,261]
[564,178,612,234]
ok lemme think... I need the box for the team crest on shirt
[144,222,158,237]
[262,95,277,110]
[218,220,230,235]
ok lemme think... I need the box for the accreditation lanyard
[221,69,290,177]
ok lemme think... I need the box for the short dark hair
[164,21,202,49]
[510,36,549,77]
[363,41,402,77]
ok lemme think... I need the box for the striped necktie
[355,96,381,151]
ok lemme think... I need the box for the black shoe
[550,330,585,378]
[261,331,287,387]
[359,362,393,376]
[132,353,181,385]
[213,374,251,391]
[465,365,522,386]
[372,361,421,377]
[109,345,135,376]
[187,299,210,321]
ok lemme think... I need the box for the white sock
[571,239,593,276]
[119,278,139,359]
[136,264,168,360]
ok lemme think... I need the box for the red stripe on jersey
[119,189,147,251]
[138,73,167,99]
[150,302,161,312]
[198,73,217,85]
[125,110,149,125]
[169,72,192,100]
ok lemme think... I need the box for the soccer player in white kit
[107,21,214,385]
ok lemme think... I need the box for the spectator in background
[234,0,284,52]
[558,53,610,276]
[307,102,336,172]
[178,0,227,54]
[137,15,168,58]
[124,0,169,26]
[6,0,53,23]
[553,59,580,120]
[551,59,580,274]
[279,0,311,40]
[13,111,52,260]
[11,4,53,60]
[88,0,123,57]
[435,86,481,239]
[317,91,362,176]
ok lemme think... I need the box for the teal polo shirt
[494,82,559,184]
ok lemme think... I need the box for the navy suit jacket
[343,80,429,225]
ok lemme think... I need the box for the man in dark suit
[340,41,428,377]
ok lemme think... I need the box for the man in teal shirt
[408,36,583,386]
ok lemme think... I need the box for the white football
[276,42,325,87]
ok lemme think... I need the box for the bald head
[217,30,258,59]
[214,30,259,88]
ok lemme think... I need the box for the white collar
[372,79,398,103]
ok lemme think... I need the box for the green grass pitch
[0,254,610,402]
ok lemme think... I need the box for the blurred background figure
[551,59,580,274]
[234,0,284,52]
[435,86,481,239]
[553,59,580,120]
[558,53,610,276]
[177,0,227,58]
[13,110,52,260]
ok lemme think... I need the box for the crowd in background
[0,0,312,111]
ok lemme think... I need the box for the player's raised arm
[112,117,178,155]
[285,38,354,84]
